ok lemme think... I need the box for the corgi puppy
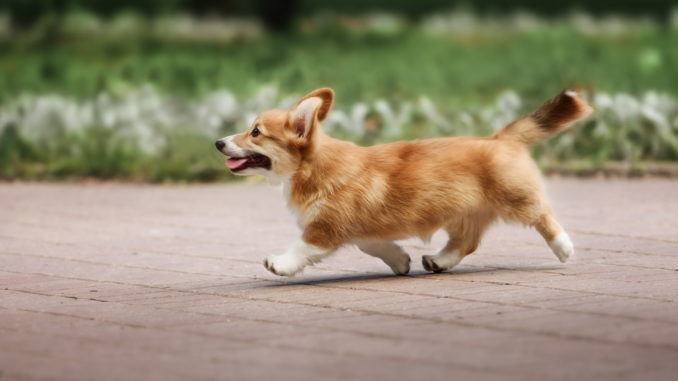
[215,88,592,276]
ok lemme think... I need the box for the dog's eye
[251,127,260,137]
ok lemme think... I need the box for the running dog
[215,88,592,276]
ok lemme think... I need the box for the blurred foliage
[2,0,677,27]
[3,86,678,182]
[1,9,677,181]
[0,13,676,104]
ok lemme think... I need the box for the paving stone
[1,180,677,380]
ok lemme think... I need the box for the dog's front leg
[263,239,335,276]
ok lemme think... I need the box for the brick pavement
[1,179,677,381]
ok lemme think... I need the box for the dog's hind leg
[357,240,411,275]
[503,197,574,263]
[422,212,495,273]
[534,212,574,263]
[422,239,464,273]
[502,192,574,263]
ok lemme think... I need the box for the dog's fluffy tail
[494,90,593,146]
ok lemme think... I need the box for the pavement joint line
[0,234,386,273]
[2,238,669,283]
[49,282,264,300]
[3,207,229,232]
[4,293,469,348]
[3,181,678,379]
[1,289,666,374]
[0,330,521,381]
[1,247,673,311]
[6,226,678,260]
[6,220,272,246]
[3,269,678,352]
[519,240,678,260]
[306,281,678,324]
[1,323,420,379]
[598,263,678,273]
[483,279,677,304]
[4,234,678,280]
[1,300,531,377]
[492,256,678,274]
[0,369,57,381]
[6,301,422,348]
[481,265,625,276]
[569,229,678,245]
[0,326,237,363]
[0,250,376,278]
[0,234,291,264]
[0,327,331,379]
[3,249,676,307]
[5,234,678,280]
[0,344,60,364]
[3,249,677,320]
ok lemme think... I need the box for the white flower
[2,87,677,162]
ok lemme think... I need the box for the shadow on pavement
[260,264,564,287]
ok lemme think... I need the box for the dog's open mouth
[226,154,271,172]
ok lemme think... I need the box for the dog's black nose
[215,140,225,151]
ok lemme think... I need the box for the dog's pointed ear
[289,88,334,138]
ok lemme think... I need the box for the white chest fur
[281,178,322,229]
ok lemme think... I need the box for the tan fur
[494,90,593,145]
[217,88,592,275]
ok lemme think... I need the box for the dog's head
[215,88,334,180]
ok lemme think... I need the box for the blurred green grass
[1,28,676,105]
[1,12,677,181]
[0,126,225,181]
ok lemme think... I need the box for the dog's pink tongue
[226,158,247,169]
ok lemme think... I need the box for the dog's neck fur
[295,133,360,192]
[283,131,361,228]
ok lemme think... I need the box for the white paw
[263,254,306,276]
[422,251,462,273]
[388,254,411,275]
[549,231,574,263]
